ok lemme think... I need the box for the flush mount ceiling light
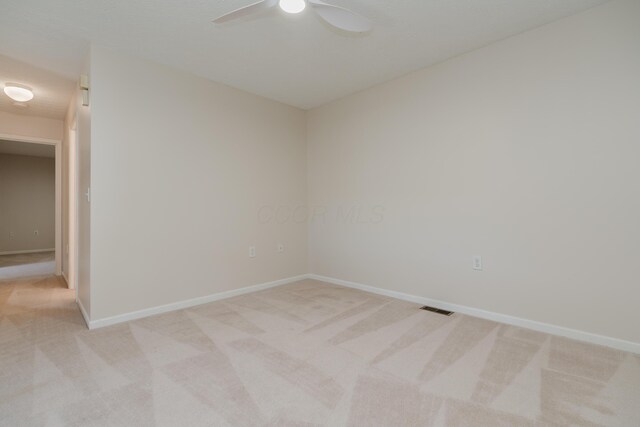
[3,84,34,102]
[213,0,373,33]
[279,0,305,14]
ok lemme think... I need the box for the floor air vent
[420,306,454,316]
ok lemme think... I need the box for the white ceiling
[0,55,75,120]
[0,0,607,110]
[0,139,55,158]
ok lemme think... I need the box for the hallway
[0,274,79,337]
[0,274,84,425]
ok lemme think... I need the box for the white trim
[68,118,78,292]
[54,142,62,275]
[0,248,55,256]
[77,298,90,329]
[61,272,69,286]
[76,270,640,354]
[85,274,309,330]
[0,133,60,145]
[308,274,640,354]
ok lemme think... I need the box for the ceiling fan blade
[213,0,278,24]
[308,0,373,33]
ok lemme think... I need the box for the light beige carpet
[0,251,55,268]
[1,275,639,426]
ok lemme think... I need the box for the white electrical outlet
[34,230,39,236]
[472,255,483,271]
[277,243,284,253]
[249,246,256,258]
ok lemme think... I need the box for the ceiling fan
[213,0,373,33]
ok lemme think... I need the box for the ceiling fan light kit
[213,0,373,33]
[279,0,306,14]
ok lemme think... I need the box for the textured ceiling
[0,139,55,158]
[0,0,607,110]
[0,55,75,120]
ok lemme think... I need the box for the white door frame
[0,132,63,276]
[68,116,78,291]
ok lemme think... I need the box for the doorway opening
[0,134,63,281]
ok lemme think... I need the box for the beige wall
[307,0,640,344]
[0,111,63,141]
[0,153,55,253]
[88,47,307,320]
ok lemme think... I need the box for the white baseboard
[77,298,90,329]
[308,274,640,355]
[76,271,640,354]
[85,274,309,330]
[0,248,55,256]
